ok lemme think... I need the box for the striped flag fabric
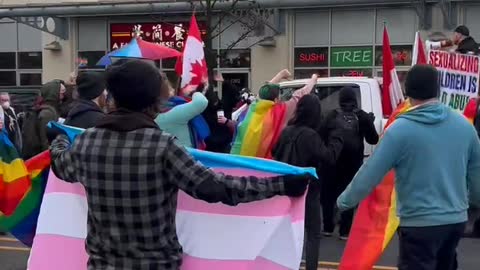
[412,31,427,65]
[27,123,315,270]
[381,25,405,117]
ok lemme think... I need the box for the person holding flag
[337,64,480,270]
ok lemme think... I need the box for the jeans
[304,181,322,270]
[398,222,466,270]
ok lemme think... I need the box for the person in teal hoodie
[155,77,209,148]
[337,65,480,270]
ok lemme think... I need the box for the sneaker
[339,235,349,241]
[322,231,333,237]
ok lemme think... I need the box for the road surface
[1,234,478,269]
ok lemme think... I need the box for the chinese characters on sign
[110,22,207,51]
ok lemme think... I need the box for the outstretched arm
[269,69,291,84]
[164,138,306,205]
[50,135,78,183]
[156,92,208,124]
[285,74,318,121]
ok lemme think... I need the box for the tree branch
[211,0,242,32]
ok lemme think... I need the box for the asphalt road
[1,234,478,269]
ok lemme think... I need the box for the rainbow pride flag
[464,98,477,124]
[0,130,50,246]
[28,123,316,270]
[230,100,287,159]
[339,100,412,270]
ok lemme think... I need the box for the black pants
[321,188,354,235]
[304,181,322,270]
[398,222,466,270]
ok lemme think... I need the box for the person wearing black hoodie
[321,86,379,240]
[273,94,344,270]
[65,72,106,129]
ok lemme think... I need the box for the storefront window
[0,52,16,69]
[294,69,328,79]
[294,47,328,68]
[78,51,107,69]
[375,45,413,66]
[331,68,373,77]
[330,46,373,68]
[20,73,42,86]
[18,52,42,69]
[220,49,251,68]
[0,71,16,86]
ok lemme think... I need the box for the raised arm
[156,92,208,124]
[164,138,308,206]
[285,74,318,121]
[269,69,291,84]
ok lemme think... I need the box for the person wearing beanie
[337,64,480,270]
[453,25,479,55]
[49,59,311,270]
[230,69,318,158]
[64,71,107,129]
[321,86,379,240]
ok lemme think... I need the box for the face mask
[2,101,10,109]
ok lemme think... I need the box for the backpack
[21,106,56,159]
[333,108,362,153]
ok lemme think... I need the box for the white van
[279,77,386,158]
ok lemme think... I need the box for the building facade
[0,0,479,92]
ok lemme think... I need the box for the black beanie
[405,65,439,100]
[76,72,105,100]
[105,60,162,111]
[455,25,470,37]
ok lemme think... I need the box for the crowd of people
[0,25,480,270]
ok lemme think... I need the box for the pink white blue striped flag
[27,140,315,270]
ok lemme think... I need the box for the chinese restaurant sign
[294,47,329,67]
[375,45,413,66]
[429,50,480,112]
[330,46,373,68]
[110,22,207,51]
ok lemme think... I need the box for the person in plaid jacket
[49,60,310,270]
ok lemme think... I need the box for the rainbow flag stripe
[0,133,50,247]
[339,100,412,270]
[464,98,477,124]
[230,100,287,159]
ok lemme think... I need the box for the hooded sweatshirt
[337,102,480,227]
[457,36,479,55]
[65,99,105,129]
[37,81,61,153]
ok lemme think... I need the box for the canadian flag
[412,31,427,65]
[176,14,208,95]
[382,26,405,117]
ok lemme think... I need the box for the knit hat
[258,83,280,101]
[454,25,470,37]
[76,72,105,100]
[105,60,162,111]
[405,65,440,100]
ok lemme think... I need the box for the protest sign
[429,50,480,111]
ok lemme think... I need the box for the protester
[230,69,318,158]
[49,60,311,270]
[64,72,106,129]
[321,86,379,240]
[22,80,63,159]
[203,85,236,153]
[273,94,344,270]
[337,65,480,270]
[155,74,209,148]
[0,92,22,152]
[453,25,479,55]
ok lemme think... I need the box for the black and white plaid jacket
[50,127,286,270]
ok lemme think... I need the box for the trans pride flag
[0,131,50,246]
[28,123,315,270]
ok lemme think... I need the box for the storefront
[293,7,418,87]
[0,18,43,88]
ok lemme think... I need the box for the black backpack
[21,106,55,159]
[334,108,362,153]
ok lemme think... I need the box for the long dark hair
[288,94,322,130]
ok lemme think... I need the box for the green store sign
[330,46,373,67]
